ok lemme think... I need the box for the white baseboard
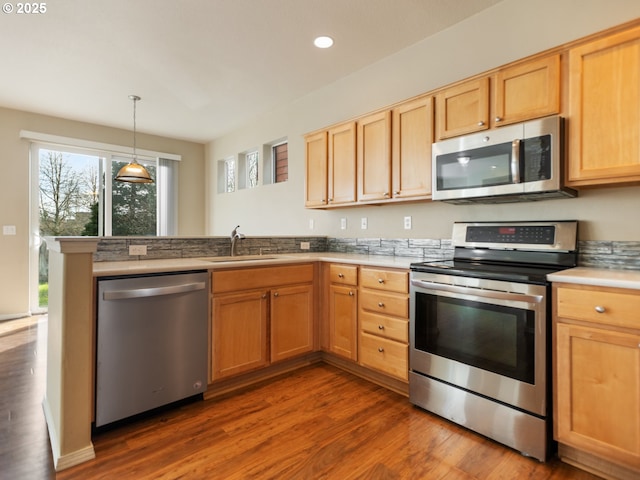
[42,397,95,471]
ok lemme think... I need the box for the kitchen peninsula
[44,236,416,471]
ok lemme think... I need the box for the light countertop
[548,267,640,290]
[93,252,418,277]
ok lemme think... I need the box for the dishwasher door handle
[103,281,207,301]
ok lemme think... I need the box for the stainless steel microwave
[432,116,576,204]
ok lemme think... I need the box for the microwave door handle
[511,139,521,183]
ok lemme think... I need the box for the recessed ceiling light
[314,36,334,49]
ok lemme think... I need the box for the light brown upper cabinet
[357,110,392,202]
[436,55,560,140]
[304,131,327,207]
[493,55,560,126]
[436,77,490,139]
[391,95,434,200]
[567,26,640,186]
[328,122,357,205]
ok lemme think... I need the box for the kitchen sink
[205,255,278,263]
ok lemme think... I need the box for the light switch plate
[340,218,347,230]
[404,216,412,230]
[361,217,368,229]
[308,219,315,230]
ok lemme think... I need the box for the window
[262,138,288,185]
[273,142,288,183]
[225,157,236,192]
[29,139,179,312]
[246,150,259,188]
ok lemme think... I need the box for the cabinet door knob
[495,116,502,122]
[262,294,267,299]
[349,291,354,296]
[477,121,485,126]
[274,292,279,297]
[595,305,605,313]
[378,302,385,308]
[378,278,384,284]
[378,347,384,353]
[393,191,400,195]
[383,192,390,197]
[378,325,384,330]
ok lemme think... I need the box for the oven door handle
[411,279,543,304]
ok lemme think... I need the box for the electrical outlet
[340,218,347,230]
[300,241,310,250]
[404,216,412,230]
[2,225,16,235]
[361,217,368,229]
[129,245,147,255]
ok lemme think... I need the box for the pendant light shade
[115,95,154,183]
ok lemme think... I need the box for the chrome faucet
[230,225,245,256]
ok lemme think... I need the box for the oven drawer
[360,267,408,293]
[360,310,408,342]
[328,264,358,286]
[359,332,408,381]
[360,290,409,318]
[556,285,640,330]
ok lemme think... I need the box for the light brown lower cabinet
[554,283,640,478]
[270,283,314,362]
[211,264,315,382]
[327,263,359,361]
[358,267,409,381]
[211,289,269,381]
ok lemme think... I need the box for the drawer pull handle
[378,302,385,308]
[378,347,384,353]
[338,273,344,278]
[349,291,354,296]
[595,305,606,313]
[378,278,385,284]
[378,325,384,330]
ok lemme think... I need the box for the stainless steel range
[409,220,578,461]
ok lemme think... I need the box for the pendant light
[115,95,154,183]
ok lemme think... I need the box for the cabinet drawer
[329,264,358,286]
[360,267,408,293]
[359,332,408,381]
[212,264,314,294]
[359,290,408,318]
[360,310,408,343]
[556,286,640,330]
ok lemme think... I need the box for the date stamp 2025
[2,2,47,14]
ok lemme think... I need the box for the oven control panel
[452,220,577,251]
[466,225,555,244]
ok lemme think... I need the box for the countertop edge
[93,252,418,277]
[548,267,640,290]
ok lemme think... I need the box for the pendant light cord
[131,95,139,163]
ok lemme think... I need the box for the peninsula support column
[43,237,98,471]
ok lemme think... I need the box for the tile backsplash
[92,236,640,270]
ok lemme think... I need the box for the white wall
[206,0,640,241]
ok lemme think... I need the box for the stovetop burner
[410,220,578,284]
[410,259,571,284]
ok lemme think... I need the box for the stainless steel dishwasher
[95,270,209,427]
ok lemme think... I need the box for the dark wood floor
[1,317,601,480]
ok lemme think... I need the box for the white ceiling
[0,0,503,143]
